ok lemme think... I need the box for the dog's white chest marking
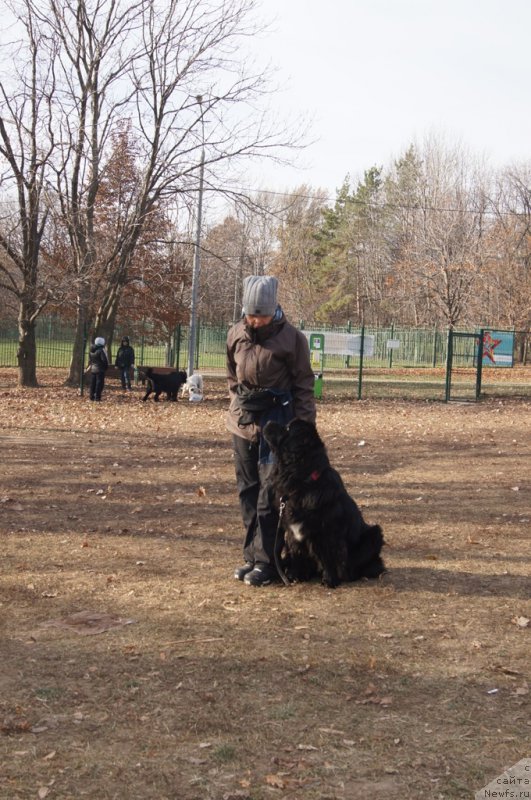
[289,522,305,542]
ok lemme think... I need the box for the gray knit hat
[242,275,278,316]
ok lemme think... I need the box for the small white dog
[181,373,204,402]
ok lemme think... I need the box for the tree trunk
[66,296,91,387]
[17,307,38,387]
[93,281,123,360]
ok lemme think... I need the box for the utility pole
[187,95,205,378]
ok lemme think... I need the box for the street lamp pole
[187,95,205,378]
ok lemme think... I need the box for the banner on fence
[304,331,375,358]
[481,330,514,367]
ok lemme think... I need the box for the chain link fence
[0,317,529,400]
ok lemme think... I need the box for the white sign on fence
[303,332,375,358]
[386,339,400,350]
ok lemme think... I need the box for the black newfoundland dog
[263,418,385,588]
[141,368,187,402]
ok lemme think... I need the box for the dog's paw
[283,569,299,584]
[321,572,339,589]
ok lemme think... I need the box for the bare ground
[0,370,530,800]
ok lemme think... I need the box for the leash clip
[275,496,291,587]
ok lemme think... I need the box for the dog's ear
[288,418,315,435]
[286,419,322,451]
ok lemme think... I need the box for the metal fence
[1,317,529,401]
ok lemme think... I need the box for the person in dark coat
[115,336,135,390]
[226,275,316,587]
[88,337,109,401]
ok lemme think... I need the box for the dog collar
[309,470,321,481]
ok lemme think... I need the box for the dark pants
[90,372,105,400]
[232,434,281,569]
[119,367,131,389]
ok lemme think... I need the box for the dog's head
[263,419,324,466]
[188,374,203,391]
[138,367,153,383]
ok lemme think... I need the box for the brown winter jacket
[226,311,316,441]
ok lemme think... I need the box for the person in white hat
[88,336,109,401]
[226,275,316,587]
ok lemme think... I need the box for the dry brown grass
[0,370,529,799]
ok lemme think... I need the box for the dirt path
[1,377,530,799]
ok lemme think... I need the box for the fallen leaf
[513,616,530,628]
[265,774,285,789]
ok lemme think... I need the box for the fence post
[432,326,438,367]
[388,323,394,369]
[346,319,351,368]
[475,330,484,400]
[444,329,453,402]
[357,325,365,400]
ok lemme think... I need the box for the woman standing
[226,275,316,587]
[88,337,109,401]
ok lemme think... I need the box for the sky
[244,0,531,198]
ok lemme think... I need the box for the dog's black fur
[263,418,385,588]
[141,368,187,402]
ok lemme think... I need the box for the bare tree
[480,164,531,356]
[0,6,58,385]
[387,138,489,329]
[200,215,249,323]
[196,191,282,324]
[15,0,300,384]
